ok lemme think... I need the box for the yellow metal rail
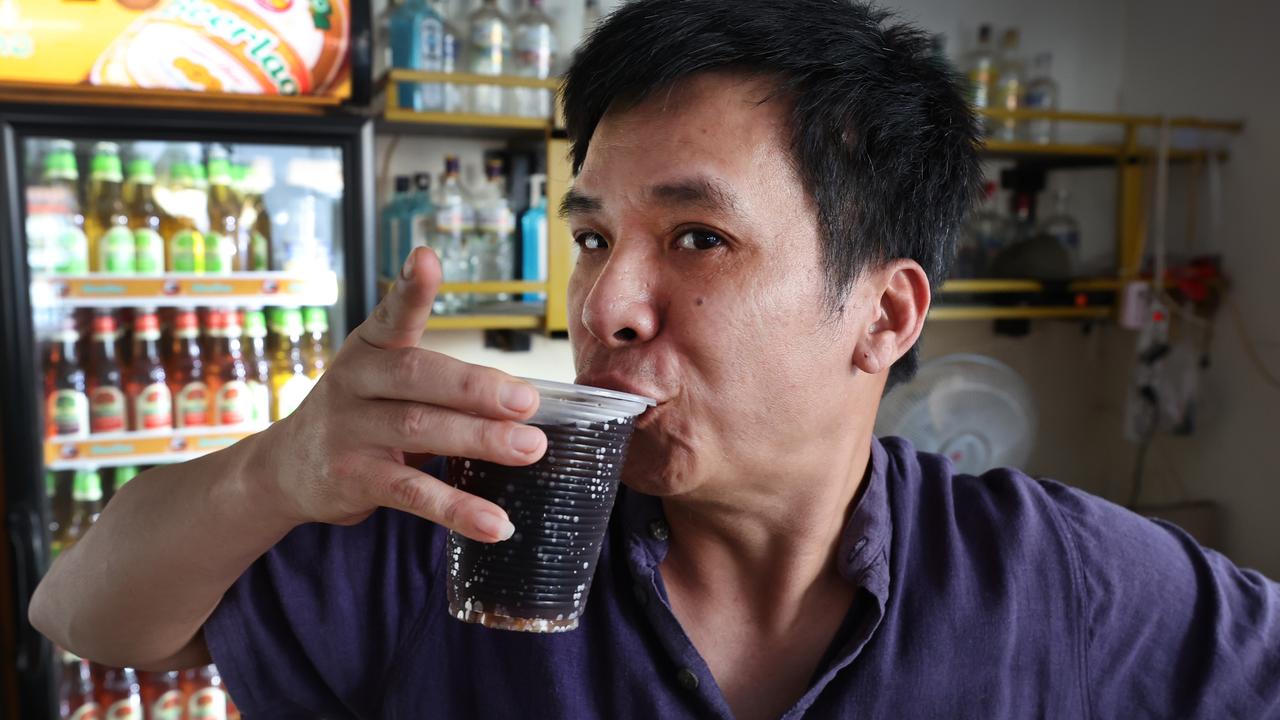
[426,315,544,330]
[929,306,1112,322]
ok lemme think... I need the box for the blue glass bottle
[390,0,448,110]
[380,176,411,281]
[519,173,547,303]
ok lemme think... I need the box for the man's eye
[676,230,724,251]
[574,232,607,250]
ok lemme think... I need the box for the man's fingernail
[473,510,515,541]
[401,248,417,281]
[500,382,537,413]
[511,425,543,454]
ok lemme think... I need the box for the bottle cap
[303,307,329,333]
[72,469,103,503]
[395,175,412,193]
[90,143,124,183]
[125,158,157,185]
[44,145,79,182]
[413,172,431,191]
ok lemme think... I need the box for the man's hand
[257,247,546,541]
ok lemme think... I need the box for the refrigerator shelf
[43,427,262,471]
[29,271,340,309]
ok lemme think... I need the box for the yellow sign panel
[0,0,350,98]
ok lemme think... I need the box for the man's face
[566,73,873,498]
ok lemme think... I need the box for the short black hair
[561,0,982,389]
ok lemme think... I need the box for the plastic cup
[447,378,655,633]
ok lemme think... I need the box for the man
[30,0,1280,718]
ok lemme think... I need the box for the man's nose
[580,245,660,347]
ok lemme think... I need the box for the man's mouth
[575,372,666,405]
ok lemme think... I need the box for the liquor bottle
[97,666,143,720]
[85,142,136,274]
[126,158,167,274]
[209,309,254,426]
[520,173,548,302]
[468,0,511,115]
[302,307,331,380]
[1024,52,1060,145]
[471,158,515,302]
[992,28,1025,141]
[242,308,273,428]
[157,153,208,274]
[512,0,555,118]
[140,670,184,720]
[380,176,412,281]
[206,148,240,274]
[235,160,273,271]
[1036,188,1081,271]
[390,0,449,110]
[88,311,128,434]
[441,2,463,112]
[45,312,90,438]
[963,25,998,117]
[270,308,315,421]
[182,665,228,720]
[960,180,1013,277]
[127,308,173,431]
[406,172,437,283]
[42,140,90,275]
[59,652,99,720]
[433,156,472,313]
[168,309,210,428]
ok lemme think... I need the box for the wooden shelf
[30,271,340,309]
[377,69,555,136]
[44,427,259,471]
[0,80,341,115]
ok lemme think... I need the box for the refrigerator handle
[7,505,50,676]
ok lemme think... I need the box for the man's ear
[852,260,931,376]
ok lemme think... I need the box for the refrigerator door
[0,104,374,720]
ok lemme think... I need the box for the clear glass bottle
[992,28,1024,141]
[470,158,515,305]
[1036,188,1081,272]
[959,180,1013,277]
[1024,52,1060,144]
[468,0,511,115]
[432,156,473,313]
[962,24,998,121]
[513,0,555,118]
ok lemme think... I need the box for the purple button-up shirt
[204,437,1280,718]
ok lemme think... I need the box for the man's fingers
[343,346,541,421]
[346,399,547,466]
[355,247,441,350]
[365,462,516,543]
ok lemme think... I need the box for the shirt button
[648,520,670,542]
[677,668,699,691]
[632,581,649,607]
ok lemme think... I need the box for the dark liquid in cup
[448,415,637,632]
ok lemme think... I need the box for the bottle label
[152,691,183,720]
[513,25,554,78]
[175,382,210,428]
[250,231,269,271]
[170,230,204,273]
[54,228,90,275]
[205,232,236,274]
[479,208,515,235]
[134,382,174,430]
[100,226,137,274]
[134,228,165,274]
[247,379,271,426]
[106,696,142,719]
[187,687,228,720]
[49,390,90,436]
[275,374,315,420]
[89,386,127,433]
[215,380,253,425]
[469,22,508,75]
[67,703,101,720]
[435,206,464,234]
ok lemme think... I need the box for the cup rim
[522,378,657,414]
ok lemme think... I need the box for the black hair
[561,0,983,389]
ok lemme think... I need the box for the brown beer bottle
[126,159,167,274]
[181,665,228,720]
[85,142,136,275]
[127,309,172,431]
[44,312,90,438]
[167,310,209,429]
[208,309,253,426]
[87,311,127,435]
[205,149,239,274]
[139,670,183,720]
[59,652,99,719]
[97,666,143,720]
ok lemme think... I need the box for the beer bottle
[270,308,314,421]
[127,159,167,274]
[42,140,90,275]
[238,160,273,271]
[127,308,173,431]
[59,652,99,720]
[63,468,103,553]
[88,311,127,434]
[85,142,136,274]
[205,149,239,274]
[181,665,228,720]
[242,308,272,427]
[97,666,143,720]
[168,310,209,428]
[302,307,331,380]
[208,309,253,426]
[44,312,90,438]
[139,670,183,720]
[112,466,140,497]
[160,160,206,274]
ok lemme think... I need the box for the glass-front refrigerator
[0,104,374,719]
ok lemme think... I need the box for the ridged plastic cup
[447,378,655,633]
